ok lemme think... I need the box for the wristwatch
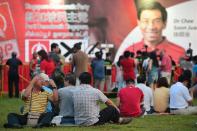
[52,87,57,90]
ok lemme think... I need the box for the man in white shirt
[136,76,154,114]
[170,74,197,115]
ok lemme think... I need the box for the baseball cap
[39,73,50,82]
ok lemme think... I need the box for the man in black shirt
[6,52,22,98]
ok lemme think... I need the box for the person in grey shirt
[58,73,77,124]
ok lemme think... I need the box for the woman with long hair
[147,51,159,89]
[37,50,55,77]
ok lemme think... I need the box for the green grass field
[0,95,197,131]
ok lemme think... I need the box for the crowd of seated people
[3,41,197,128]
[4,72,132,128]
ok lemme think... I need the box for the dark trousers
[95,106,120,125]
[8,113,28,126]
[8,73,19,98]
[7,112,54,127]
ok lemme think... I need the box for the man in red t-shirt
[117,79,144,117]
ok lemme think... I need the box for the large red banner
[0,0,195,62]
[0,2,15,41]
[0,0,197,93]
[0,2,19,60]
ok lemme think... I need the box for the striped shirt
[23,91,52,114]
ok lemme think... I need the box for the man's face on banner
[138,9,166,44]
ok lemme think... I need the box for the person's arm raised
[23,76,38,99]
[48,79,58,104]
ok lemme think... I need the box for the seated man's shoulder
[119,87,129,92]
[59,86,77,93]
[145,86,153,92]
[75,85,103,95]
[85,86,101,93]
[136,87,143,92]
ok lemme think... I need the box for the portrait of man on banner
[117,0,186,64]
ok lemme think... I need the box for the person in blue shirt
[91,51,105,91]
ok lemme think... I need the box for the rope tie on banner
[0,64,3,96]
[19,74,30,83]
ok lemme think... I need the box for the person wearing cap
[39,73,55,113]
[71,42,89,85]
[4,73,58,128]
[19,73,55,114]
[6,52,22,98]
